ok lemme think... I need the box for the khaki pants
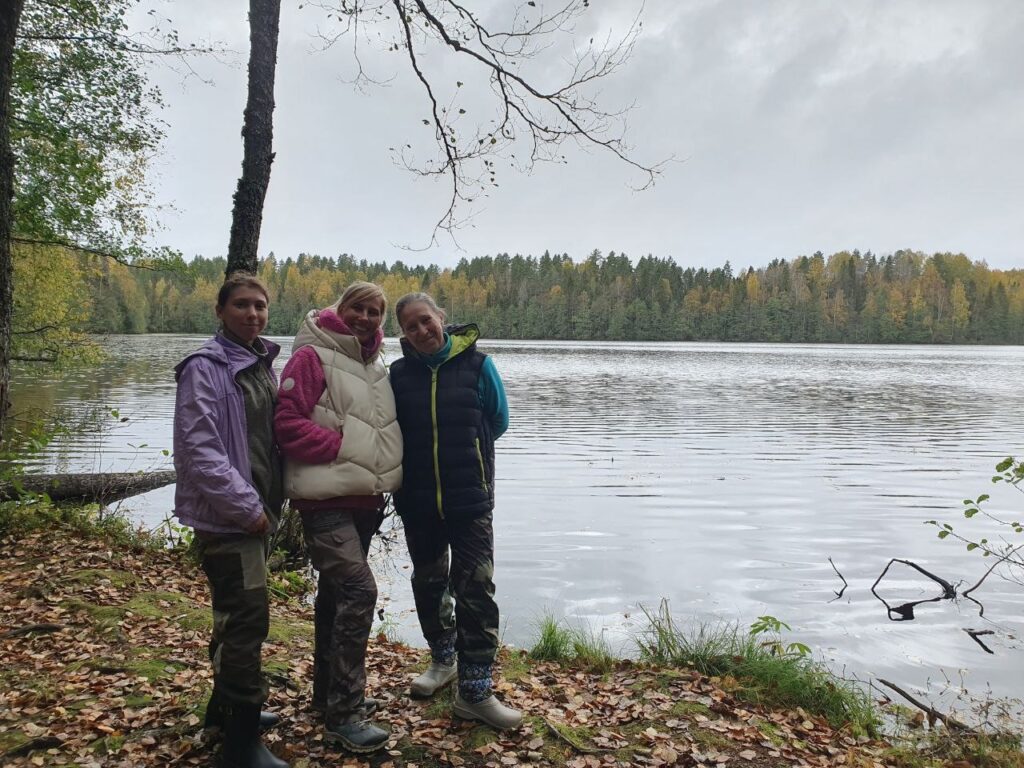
[197,534,270,708]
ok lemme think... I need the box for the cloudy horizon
[136,0,1024,270]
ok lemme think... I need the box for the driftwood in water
[871,558,958,621]
[0,470,176,503]
[877,678,976,733]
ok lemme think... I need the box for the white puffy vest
[283,310,403,499]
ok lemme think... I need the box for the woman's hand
[249,512,271,535]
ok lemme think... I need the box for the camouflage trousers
[197,533,270,709]
[303,508,380,722]
[403,511,498,668]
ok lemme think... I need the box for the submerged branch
[828,556,848,600]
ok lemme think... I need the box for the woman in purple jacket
[173,272,288,768]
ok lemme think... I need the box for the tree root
[1,622,65,638]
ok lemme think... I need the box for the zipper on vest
[474,437,489,493]
[431,368,443,518]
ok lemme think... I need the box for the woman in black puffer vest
[389,292,521,731]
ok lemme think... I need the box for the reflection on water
[10,336,1024,703]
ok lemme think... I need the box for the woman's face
[216,286,269,344]
[340,296,385,345]
[398,301,446,355]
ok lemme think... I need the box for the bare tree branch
[313,0,666,245]
[11,324,56,335]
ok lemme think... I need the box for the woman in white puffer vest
[274,281,401,755]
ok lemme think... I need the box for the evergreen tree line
[81,249,1024,344]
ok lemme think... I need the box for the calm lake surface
[11,336,1024,709]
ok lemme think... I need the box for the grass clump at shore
[528,615,573,662]
[527,613,616,673]
[530,603,877,735]
[636,599,879,735]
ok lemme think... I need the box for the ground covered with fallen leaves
[1,525,906,768]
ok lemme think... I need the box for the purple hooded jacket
[173,334,281,534]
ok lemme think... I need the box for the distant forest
[81,249,1023,344]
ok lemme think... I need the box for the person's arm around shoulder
[274,346,343,464]
[174,357,265,532]
[478,356,509,439]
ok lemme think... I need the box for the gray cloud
[139,0,1024,268]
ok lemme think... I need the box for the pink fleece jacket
[274,308,385,510]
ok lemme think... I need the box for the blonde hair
[338,281,387,314]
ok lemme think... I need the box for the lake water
[10,336,1024,713]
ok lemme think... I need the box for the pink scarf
[317,307,383,361]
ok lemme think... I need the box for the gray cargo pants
[303,508,381,723]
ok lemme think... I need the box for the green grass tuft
[636,600,879,735]
[568,624,616,673]
[528,613,616,672]
[528,614,574,662]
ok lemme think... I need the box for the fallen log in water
[0,470,176,504]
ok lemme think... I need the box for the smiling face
[340,296,385,345]
[216,286,269,345]
[398,300,446,355]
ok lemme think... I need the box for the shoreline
[2,502,1020,767]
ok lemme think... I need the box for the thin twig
[962,545,1023,605]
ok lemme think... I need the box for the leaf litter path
[0,528,894,767]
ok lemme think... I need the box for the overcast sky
[135,0,1024,270]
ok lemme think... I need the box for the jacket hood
[174,333,280,381]
[293,304,383,363]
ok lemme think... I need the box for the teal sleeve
[478,356,509,439]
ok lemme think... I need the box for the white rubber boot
[452,693,522,730]
[409,661,457,698]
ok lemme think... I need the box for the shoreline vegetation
[12,248,1024,369]
[2,502,1022,767]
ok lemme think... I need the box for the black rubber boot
[221,702,288,768]
[206,690,281,734]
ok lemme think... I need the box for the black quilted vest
[389,326,495,520]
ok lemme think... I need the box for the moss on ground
[670,699,712,717]
[497,649,530,683]
[0,730,29,756]
[422,685,455,720]
[61,569,137,589]
[756,718,787,747]
[64,590,209,633]
[690,726,733,751]
[267,616,313,644]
